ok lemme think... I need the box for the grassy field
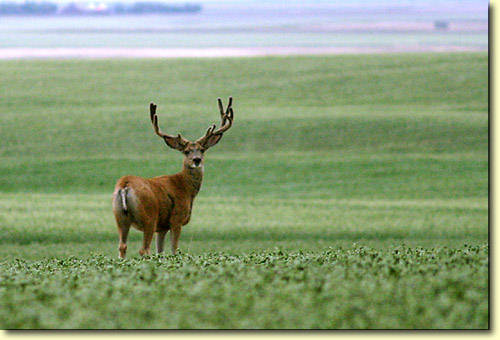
[0,53,488,329]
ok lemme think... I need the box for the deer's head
[150,97,234,170]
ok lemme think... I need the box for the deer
[112,97,234,258]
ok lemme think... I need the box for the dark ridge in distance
[0,1,202,16]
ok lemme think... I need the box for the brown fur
[112,98,234,258]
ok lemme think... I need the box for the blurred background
[0,0,488,57]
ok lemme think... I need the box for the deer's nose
[193,157,202,166]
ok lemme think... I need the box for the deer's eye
[184,151,190,155]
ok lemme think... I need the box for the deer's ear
[163,136,186,151]
[202,133,223,149]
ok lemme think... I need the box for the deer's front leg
[170,226,182,255]
[156,230,168,254]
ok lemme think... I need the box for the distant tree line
[0,1,202,16]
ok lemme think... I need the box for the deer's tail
[118,187,129,215]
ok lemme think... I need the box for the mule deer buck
[112,97,234,258]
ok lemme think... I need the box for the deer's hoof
[139,249,150,256]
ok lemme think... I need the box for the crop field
[0,53,488,329]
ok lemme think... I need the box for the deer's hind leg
[130,194,158,257]
[113,192,132,259]
[118,224,130,259]
[138,222,156,256]
[114,214,131,259]
[136,213,158,257]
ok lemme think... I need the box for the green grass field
[0,53,488,329]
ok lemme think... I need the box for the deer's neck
[181,165,204,197]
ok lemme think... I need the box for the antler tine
[150,102,157,121]
[150,102,187,143]
[210,97,234,135]
[150,102,166,138]
[202,124,216,139]
[218,97,233,125]
[222,97,233,125]
[217,97,224,117]
[196,96,234,146]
